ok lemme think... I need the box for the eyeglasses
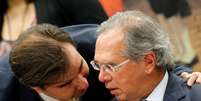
[90,59,130,72]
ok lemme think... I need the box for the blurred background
[124,0,201,72]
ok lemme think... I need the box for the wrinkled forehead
[95,28,126,62]
[97,28,125,49]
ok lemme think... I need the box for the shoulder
[165,73,201,101]
[190,84,201,100]
[62,24,98,63]
[62,24,98,42]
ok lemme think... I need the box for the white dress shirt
[39,93,78,101]
[39,93,59,101]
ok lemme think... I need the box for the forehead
[95,28,126,62]
[62,43,80,62]
[59,43,81,80]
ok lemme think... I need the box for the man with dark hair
[9,24,89,101]
[92,11,201,101]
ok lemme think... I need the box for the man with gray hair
[91,11,201,101]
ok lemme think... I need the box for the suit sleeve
[171,65,192,75]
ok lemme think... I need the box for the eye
[105,64,114,70]
[58,80,72,88]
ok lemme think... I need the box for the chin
[116,94,127,101]
[75,91,86,98]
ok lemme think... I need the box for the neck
[142,69,165,99]
[126,69,165,101]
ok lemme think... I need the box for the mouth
[107,88,120,95]
[105,83,120,95]
[76,89,87,97]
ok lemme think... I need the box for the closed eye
[58,80,72,88]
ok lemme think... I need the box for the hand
[180,72,201,86]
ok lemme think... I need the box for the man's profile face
[37,43,89,101]
[94,28,148,101]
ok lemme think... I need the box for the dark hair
[9,24,74,87]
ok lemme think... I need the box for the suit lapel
[164,72,187,101]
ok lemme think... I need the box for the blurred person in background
[148,0,198,67]
[0,0,109,56]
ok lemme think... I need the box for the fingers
[180,72,190,80]
[180,72,201,86]
[187,73,198,86]
[195,72,201,84]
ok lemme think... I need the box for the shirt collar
[145,70,169,101]
[39,93,78,101]
[39,93,59,101]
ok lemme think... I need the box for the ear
[143,51,156,74]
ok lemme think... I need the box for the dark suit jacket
[111,71,201,101]
[164,72,201,101]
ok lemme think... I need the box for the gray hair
[98,11,175,69]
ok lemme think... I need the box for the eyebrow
[94,59,116,66]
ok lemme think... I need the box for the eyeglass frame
[90,59,130,72]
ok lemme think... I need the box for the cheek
[116,74,132,89]
[60,87,75,97]
[114,66,141,91]
[83,62,89,76]
[119,69,146,97]
[47,87,76,100]
[72,75,89,96]
[113,72,138,100]
[113,71,132,90]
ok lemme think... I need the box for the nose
[98,67,112,83]
[75,74,89,91]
